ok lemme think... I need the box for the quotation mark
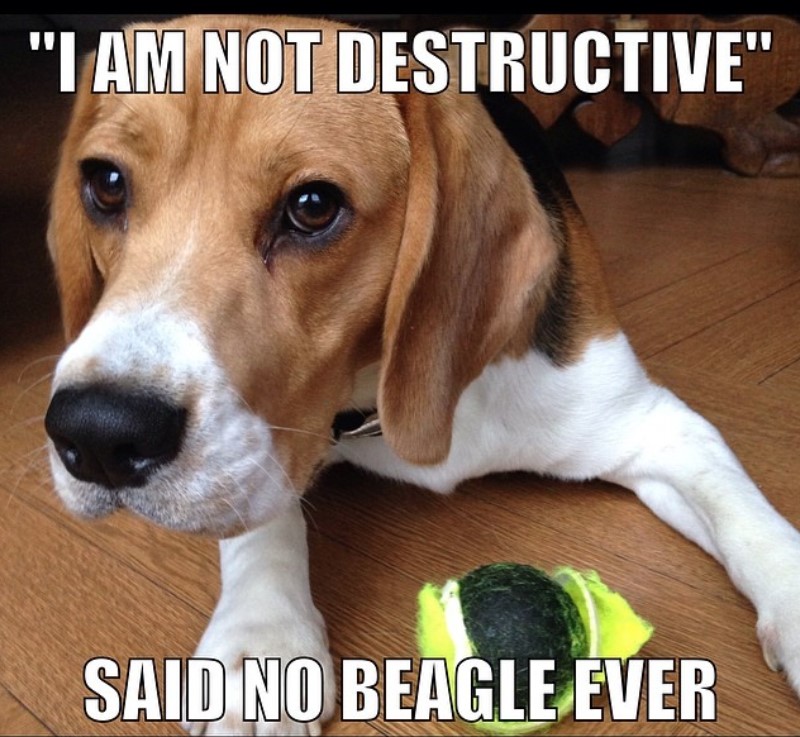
[745,30,772,52]
[29,31,56,52]
[28,30,76,92]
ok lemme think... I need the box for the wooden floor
[2,29,800,737]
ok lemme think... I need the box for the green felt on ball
[417,562,653,734]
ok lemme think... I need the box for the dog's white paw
[183,612,336,736]
[757,556,800,697]
[758,605,800,697]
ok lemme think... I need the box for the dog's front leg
[605,386,800,697]
[184,501,335,736]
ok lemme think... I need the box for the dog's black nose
[45,385,187,489]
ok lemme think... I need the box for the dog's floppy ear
[47,56,104,343]
[48,185,103,344]
[378,90,560,465]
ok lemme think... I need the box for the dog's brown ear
[47,56,103,343]
[378,90,560,465]
[48,189,103,344]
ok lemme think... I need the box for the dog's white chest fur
[336,332,655,492]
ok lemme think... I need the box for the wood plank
[0,685,51,736]
[761,356,800,396]
[617,240,800,359]
[0,489,203,735]
[566,167,800,308]
[652,281,800,384]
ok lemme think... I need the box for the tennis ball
[417,562,653,734]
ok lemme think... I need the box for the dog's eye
[81,159,128,219]
[283,182,343,235]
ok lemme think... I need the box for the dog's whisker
[268,424,333,442]
[297,494,321,534]
[246,451,295,494]
[7,413,47,432]
[219,473,251,534]
[16,354,60,383]
[298,493,317,515]
[15,440,51,465]
[224,386,333,445]
[5,442,51,512]
[16,369,55,394]
[2,413,50,457]
[9,372,55,417]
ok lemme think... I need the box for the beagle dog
[44,14,800,735]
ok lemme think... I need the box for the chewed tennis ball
[417,562,653,734]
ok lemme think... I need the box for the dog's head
[45,15,559,535]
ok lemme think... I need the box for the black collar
[331,408,382,443]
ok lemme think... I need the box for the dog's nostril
[59,443,82,468]
[45,385,187,489]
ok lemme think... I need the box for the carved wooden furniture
[512,14,800,177]
[401,13,800,176]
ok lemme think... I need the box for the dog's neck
[331,408,381,442]
[330,361,381,442]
